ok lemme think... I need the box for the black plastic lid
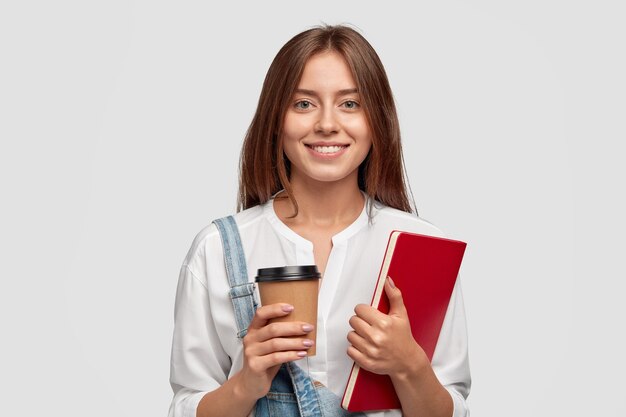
[255,265,321,282]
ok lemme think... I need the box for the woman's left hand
[347,277,429,379]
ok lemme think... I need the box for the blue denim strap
[213,216,257,339]
[287,362,324,416]
[213,215,325,417]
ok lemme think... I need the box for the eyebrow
[294,88,359,97]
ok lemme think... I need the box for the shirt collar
[262,191,370,248]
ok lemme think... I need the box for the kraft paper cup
[255,265,320,356]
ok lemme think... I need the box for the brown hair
[237,24,414,214]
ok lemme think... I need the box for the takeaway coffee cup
[255,265,321,356]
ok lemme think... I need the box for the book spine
[341,231,401,410]
[369,231,401,309]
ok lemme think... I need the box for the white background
[1,1,624,416]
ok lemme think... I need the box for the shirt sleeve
[430,277,472,417]
[168,264,231,417]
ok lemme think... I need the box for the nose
[314,107,339,134]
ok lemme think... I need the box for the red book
[341,230,467,412]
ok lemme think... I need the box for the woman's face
[281,51,372,188]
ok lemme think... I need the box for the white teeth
[311,145,346,154]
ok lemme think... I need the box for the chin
[304,171,355,184]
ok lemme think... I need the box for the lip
[305,142,350,147]
[305,143,350,159]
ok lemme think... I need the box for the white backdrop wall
[1,1,624,416]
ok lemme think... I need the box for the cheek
[282,113,311,140]
[343,116,372,140]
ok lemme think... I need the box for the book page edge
[370,231,401,309]
[342,231,402,409]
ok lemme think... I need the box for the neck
[275,174,365,228]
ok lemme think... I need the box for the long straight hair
[237,24,414,214]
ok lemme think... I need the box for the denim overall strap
[213,215,334,417]
[213,216,256,339]
[286,362,324,417]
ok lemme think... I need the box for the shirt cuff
[184,390,209,417]
[446,387,468,417]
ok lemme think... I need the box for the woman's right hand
[236,303,315,399]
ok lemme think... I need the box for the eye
[294,100,313,110]
[342,100,360,109]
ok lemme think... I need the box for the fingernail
[303,339,314,347]
[297,351,308,357]
[387,276,396,288]
[282,304,294,312]
[302,324,314,332]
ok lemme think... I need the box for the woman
[168,24,470,417]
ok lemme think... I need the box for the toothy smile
[306,144,349,154]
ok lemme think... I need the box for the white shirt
[168,198,471,417]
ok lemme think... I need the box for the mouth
[305,144,350,155]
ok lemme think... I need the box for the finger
[250,350,309,372]
[252,337,315,356]
[354,303,387,326]
[255,321,315,343]
[348,314,373,339]
[249,303,295,330]
[347,330,371,356]
[346,346,375,373]
[385,276,408,317]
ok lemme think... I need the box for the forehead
[297,51,357,90]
